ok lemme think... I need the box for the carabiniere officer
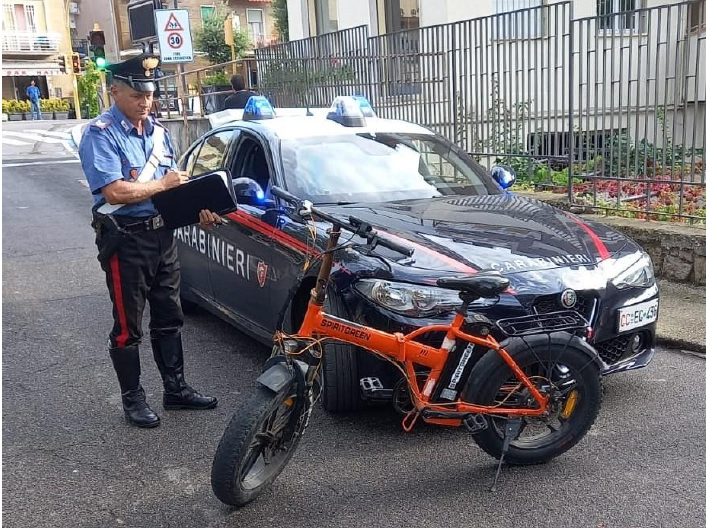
[79,54,220,428]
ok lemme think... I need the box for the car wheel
[321,289,362,413]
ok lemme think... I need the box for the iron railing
[161,0,705,223]
[2,31,61,54]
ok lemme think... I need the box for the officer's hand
[162,170,189,190]
[199,209,223,229]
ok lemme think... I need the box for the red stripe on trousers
[109,254,130,348]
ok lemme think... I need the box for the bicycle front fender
[257,363,294,394]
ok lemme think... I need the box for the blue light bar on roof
[243,96,276,121]
[326,96,366,127]
[352,95,376,117]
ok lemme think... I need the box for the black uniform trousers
[98,221,183,350]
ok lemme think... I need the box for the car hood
[324,194,638,278]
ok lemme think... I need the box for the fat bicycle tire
[211,384,306,507]
[461,333,602,465]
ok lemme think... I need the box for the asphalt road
[2,121,706,528]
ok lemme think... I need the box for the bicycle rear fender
[500,331,603,371]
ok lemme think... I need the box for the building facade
[286,0,702,39]
[280,0,705,159]
[2,0,77,101]
[111,0,278,64]
[70,0,123,64]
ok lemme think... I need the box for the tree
[77,60,101,118]
[193,11,252,65]
[271,0,289,42]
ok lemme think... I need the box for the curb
[655,335,706,355]
[70,123,87,148]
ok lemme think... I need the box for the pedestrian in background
[224,74,258,110]
[26,80,41,120]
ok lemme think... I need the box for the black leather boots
[109,346,160,428]
[109,335,217,428]
[151,334,218,410]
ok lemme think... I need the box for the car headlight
[354,279,497,317]
[612,253,655,289]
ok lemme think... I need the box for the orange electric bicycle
[211,186,603,507]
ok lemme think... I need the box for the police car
[176,95,659,412]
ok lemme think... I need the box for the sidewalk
[656,280,706,353]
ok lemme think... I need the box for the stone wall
[162,116,212,157]
[580,215,706,286]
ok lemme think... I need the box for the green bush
[77,60,101,118]
[202,70,230,87]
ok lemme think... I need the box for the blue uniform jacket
[79,105,177,217]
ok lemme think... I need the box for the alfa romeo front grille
[532,292,596,323]
[595,334,632,364]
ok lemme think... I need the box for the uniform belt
[114,215,165,233]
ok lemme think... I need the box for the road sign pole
[99,70,110,110]
[63,2,81,118]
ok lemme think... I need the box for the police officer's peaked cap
[106,53,162,92]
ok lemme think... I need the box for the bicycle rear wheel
[211,382,308,506]
[462,333,602,465]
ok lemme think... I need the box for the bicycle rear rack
[495,310,589,337]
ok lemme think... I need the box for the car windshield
[280,133,500,204]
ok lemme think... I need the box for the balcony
[2,32,62,55]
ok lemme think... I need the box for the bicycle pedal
[359,377,393,400]
[462,413,488,434]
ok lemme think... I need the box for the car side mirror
[491,165,516,189]
[233,177,266,206]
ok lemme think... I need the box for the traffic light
[89,26,106,69]
[71,52,81,74]
[57,55,67,74]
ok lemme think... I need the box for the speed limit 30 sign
[154,9,193,63]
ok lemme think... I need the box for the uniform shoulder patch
[90,118,112,130]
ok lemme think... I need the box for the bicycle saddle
[436,271,510,298]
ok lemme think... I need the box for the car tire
[321,289,362,413]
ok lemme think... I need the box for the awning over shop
[2,61,62,76]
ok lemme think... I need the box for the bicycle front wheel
[211,383,308,507]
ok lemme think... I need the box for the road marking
[1,137,31,146]
[3,131,68,143]
[2,159,80,168]
[23,129,72,139]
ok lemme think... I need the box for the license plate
[618,299,659,333]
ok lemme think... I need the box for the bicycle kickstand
[489,418,522,492]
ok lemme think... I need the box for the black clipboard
[152,170,237,230]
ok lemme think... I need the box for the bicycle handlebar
[270,186,414,257]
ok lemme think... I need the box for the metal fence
[163,0,705,222]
